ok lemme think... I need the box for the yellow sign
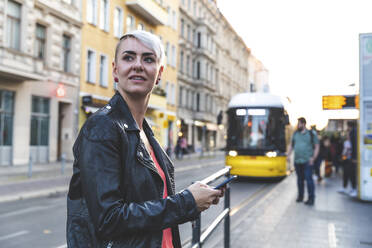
[163,120,168,129]
[322,95,346,109]
[322,95,359,110]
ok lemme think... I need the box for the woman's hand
[187,182,223,212]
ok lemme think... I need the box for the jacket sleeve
[79,115,199,239]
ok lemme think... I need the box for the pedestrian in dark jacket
[66,30,223,248]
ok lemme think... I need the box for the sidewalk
[0,151,224,203]
[220,173,372,248]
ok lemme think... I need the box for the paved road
[0,156,283,248]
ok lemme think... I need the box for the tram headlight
[228,150,238,157]
[265,151,277,158]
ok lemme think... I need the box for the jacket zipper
[137,146,165,197]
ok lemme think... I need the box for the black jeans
[343,159,356,189]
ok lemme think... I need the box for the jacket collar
[109,91,154,136]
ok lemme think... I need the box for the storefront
[0,80,78,166]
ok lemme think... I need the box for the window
[188,90,192,109]
[172,10,176,30]
[165,81,170,102]
[126,15,134,32]
[167,7,171,26]
[197,32,201,48]
[196,93,200,111]
[187,25,191,42]
[192,59,195,78]
[87,50,96,83]
[186,55,190,76]
[99,54,108,87]
[196,61,200,79]
[179,86,183,107]
[87,0,97,25]
[62,35,71,72]
[137,23,144,30]
[0,90,14,146]
[171,45,176,67]
[35,24,46,59]
[165,42,170,65]
[180,19,184,37]
[185,90,189,108]
[193,1,197,16]
[206,63,209,81]
[30,96,50,146]
[6,0,21,50]
[180,51,184,73]
[114,7,123,37]
[99,0,109,31]
[192,29,196,45]
[171,84,175,105]
[187,0,191,10]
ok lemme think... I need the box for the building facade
[177,0,254,153]
[0,0,81,165]
[248,55,269,93]
[79,0,178,149]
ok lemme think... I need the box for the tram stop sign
[322,95,359,110]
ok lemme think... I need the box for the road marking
[328,223,337,248]
[0,230,29,241]
[175,160,224,172]
[55,244,67,248]
[230,184,270,216]
[0,204,62,218]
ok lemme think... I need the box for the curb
[0,186,68,203]
[0,159,225,204]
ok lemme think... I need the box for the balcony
[126,0,168,25]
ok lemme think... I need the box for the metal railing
[191,166,231,248]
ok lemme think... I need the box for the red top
[149,147,174,248]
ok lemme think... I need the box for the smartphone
[214,176,237,189]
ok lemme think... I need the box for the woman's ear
[156,66,164,85]
[112,61,118,80]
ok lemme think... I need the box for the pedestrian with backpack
[287,117,320,205]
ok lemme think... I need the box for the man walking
[287,117,320,205]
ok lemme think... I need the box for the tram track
[181,177,283,248]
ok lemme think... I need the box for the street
[0,156,281,248]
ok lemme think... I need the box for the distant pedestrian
[338,132,357,195]
[287,117,320,205]
[338,121,358,197]
[66,30,223,248]
[313,131,325,183]
[175,136,183,159]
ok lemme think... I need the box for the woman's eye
[144,57,155,63]
[123,55,133,61]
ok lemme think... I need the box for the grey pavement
[212,172,372,248]
[0,150,224,203]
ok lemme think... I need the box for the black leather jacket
[67,92,199,248]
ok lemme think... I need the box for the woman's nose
[133,57,144,71]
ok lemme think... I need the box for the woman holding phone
[66,30,223,248]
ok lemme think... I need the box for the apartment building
[79,0,179,148]
[248,55,270,93]
[0,0,81,165]
[177,0,254,152]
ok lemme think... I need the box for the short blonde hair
[114,30,165,67]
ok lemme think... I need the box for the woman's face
[113,38,163,98]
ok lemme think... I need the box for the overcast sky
[217,0,372,128]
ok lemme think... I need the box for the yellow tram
[225,93,291,178]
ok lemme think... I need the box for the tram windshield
[227,107,286,152]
